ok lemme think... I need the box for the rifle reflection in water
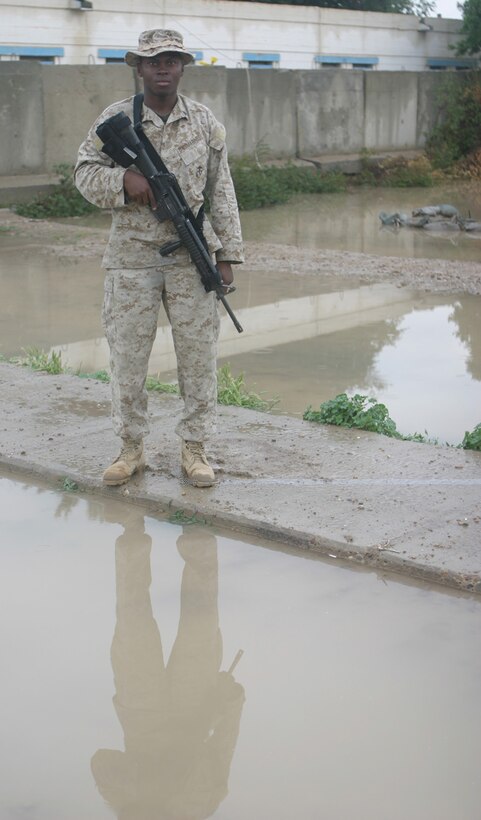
[91,514,245,819]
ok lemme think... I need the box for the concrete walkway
[1,362,480,595]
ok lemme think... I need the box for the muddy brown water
[1,183,480,445]
[1,473,480,820]
[240,184,481,262]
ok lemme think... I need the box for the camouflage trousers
[102,259,220,444]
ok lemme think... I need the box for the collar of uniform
[140,95,189,127]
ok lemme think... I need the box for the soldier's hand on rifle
[123,169,158,209]
[217,261,235,293]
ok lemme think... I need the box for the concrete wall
[0,0,470,71]
[0,61,457,175]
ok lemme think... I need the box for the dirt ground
[1,207,481,294]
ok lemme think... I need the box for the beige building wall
[0,0,473,71]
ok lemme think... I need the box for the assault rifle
[96,112,243,333]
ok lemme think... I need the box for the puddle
[1,473,480,820]
[240,183,481,262]
[217,293,481,444]
[1,182,481,446]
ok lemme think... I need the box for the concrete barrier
[0,61,457,176]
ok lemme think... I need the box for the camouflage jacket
[74,94,244,269]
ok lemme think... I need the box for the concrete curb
[1,362,480,596]
[2,450,480,597]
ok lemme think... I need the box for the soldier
[75,29,244,488]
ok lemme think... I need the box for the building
[0,0,477,72]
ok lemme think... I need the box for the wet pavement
[1,473,481,820]
[1,362,480,595]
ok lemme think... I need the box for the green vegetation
[4,351,478,448]
[14,347,63,374]
[251,0,434,16]
[217,364,278,411]
[303,393,438,444]
[456,0,481,56]
[168,509,208,525]
[304,393,401,437]
[462,423,481,451]
[426,72,481,172]
[14,164,98,219]
[145,375,180,394]
[9,151,445,223]
[8,350,276,413]
[62,477,79,492]
[357,152,435,188]
[229,157,346,210]
[77,369,111,383]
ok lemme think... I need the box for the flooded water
[1,472,481,820]
[1,182,480,445]
[240,183,481,262]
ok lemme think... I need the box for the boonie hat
[125,29,194,66]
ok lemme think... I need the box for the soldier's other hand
[123,169,157,209]
[217,261,234,289]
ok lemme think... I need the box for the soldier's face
[137,53,184,96]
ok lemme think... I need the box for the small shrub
[462,423,481,451]
[230,157,346,210]
[217,364,278,411]
[15,164,98,219]
[304,393,402,438]
[379,156,434,188]
[426,72,481,169]
[16,347,64,374]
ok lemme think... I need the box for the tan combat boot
[181,440,215,487]
[102,441,145,486]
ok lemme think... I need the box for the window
[315,56,379,70]
[242,52,280,69]
[98,49,127,63]
[0,46,64,64]
[427,58,477,71]
[98,48,203,65]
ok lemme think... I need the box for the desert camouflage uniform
[74,94,243,443]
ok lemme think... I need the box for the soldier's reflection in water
[92,513,245,820]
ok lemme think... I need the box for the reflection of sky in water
[356,305,481,443]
